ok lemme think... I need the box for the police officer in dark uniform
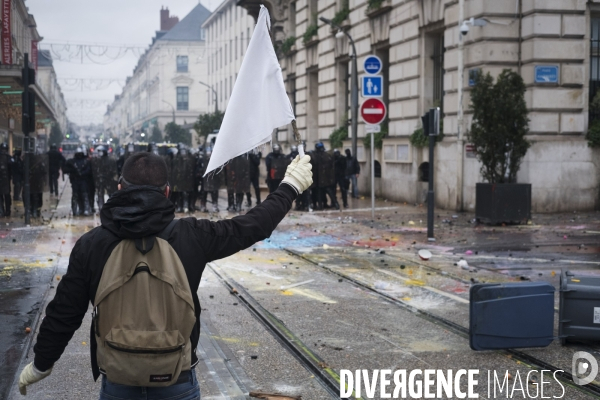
[117,143,135,176]
[247,149,261,206]
[12,148,22,201]
[64,147,91,216]
[201,147,221,212]
[92,146,118,209]
[29,150,48,218]
[190,147,204,213]
[226,154,251,212]
[311,142,339,210]
[333,149,348,208]
[0,143,12,217]
[265,144,289,193]
[47,143,65,196]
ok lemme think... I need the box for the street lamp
[198,81,218,113]
[162,100,176,123]
[320,16,358,160]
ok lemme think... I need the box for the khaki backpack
[93,222,196,387]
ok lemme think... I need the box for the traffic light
[21,57,36,134]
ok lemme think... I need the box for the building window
[176,56,188,72]
[235,36,238,60]
[177,87,189,110]
[200,28,206,41]
[383,144,410,163]
[591,17,600,124]
[230,40,232,62]
[432,34,445,114]
[241,33,244,56]
[225,44,228,65]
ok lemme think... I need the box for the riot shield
[172,154,194,192]
[203,155,222,192]
[270,157,290,181]
[316,151,335,188]
[226,155,251,193]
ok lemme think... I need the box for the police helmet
[127,142,134,153]
[315,142,325,151]
[291,145,298,152]
[272,143,281,154]
[333,148,340,155]
[167,147,178,156]
[50,143,57,151]
[96,146,107,156]
[0,143,7,151]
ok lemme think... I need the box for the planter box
[475,183,531,224]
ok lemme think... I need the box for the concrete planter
[475,183,532,224]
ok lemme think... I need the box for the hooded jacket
[33,183,298,379]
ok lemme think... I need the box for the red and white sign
[31,40,38,70]
[1,0,11,65]
[360,98,387,125]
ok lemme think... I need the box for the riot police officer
[12,148,22,201]
[29,149,48,218]
[265,144,289,193]
[0,143,12,217]
[311,142,339,210]
[171,143,194,213]
[47,143,65,196]
[117,142,135,176]
[190,146,204,212]
[201,147,221,212]
[247,149,262,206]
[91,146,117,209]
[64,147,91,216]
[287,144,299,160]
[226,154,251,212]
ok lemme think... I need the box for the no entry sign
[360,98,387,125]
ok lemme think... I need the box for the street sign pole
[426,108,439,241]
[371,129,375,221]
[22,54,30,225]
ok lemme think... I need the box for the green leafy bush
[367,0,385,12]
[329,125,348,149]
[409,120,444,148]
[280,36,296,55]
[363,123,387,149]
[468,69,530,183]
[331,7,350,25]
[303,23,318,44]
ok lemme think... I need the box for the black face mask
[345,150,351,157]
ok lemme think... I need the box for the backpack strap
[157,219,178,241]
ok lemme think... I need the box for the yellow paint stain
[551,271,556,277]
[212,336,241,344]
[405,279,425,286]
[402,297,412,301]
[2,266,14,271]
[289,288,337,304]
[281,290,294,296]
[572,279,580,283]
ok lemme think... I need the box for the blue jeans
[99,370,200,400]
[347,175,358,198]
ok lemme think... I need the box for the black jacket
[48,149,66,173]
[345,155,360,176]
[33,183,298,379]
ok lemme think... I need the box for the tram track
[207,262,356,400]
[283,247,600,399]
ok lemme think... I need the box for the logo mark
[573,351,599,386]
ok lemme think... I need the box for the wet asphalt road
[2,186,600,399]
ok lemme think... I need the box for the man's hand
[281,155,312,193]
[18,363,52,395]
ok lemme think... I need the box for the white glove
[18,362,52,395]
[281,155,313,194]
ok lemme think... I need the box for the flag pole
[291,120,305,157]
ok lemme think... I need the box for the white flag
[204,5,295,176]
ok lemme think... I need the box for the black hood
[100,186,175,239]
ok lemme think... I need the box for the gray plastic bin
[559,270,600,345]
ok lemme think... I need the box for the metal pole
[162,100,175,123]
[370,131,375,221]
[350,42,358,162]
[427,108,439,241]
[23,54,30,225]
[199,81,218,113]
[457,0,465,212]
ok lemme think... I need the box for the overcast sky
[26,0,224,126]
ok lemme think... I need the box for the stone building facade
[234,0,600,212]
[104,5,211,143]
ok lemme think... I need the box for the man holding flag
[18,7,314,398]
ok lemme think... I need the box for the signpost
[421,107,440,241]
[360,98,387,125]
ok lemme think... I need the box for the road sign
[365,124,381,133]
[363,55,382,75]
[361,76,383,98]
[360,98,387,125]
[535,65,559,83]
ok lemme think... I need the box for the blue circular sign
[364,55,382,75]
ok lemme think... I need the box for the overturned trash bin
[470,282,555,350]
[559,270,600,345]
